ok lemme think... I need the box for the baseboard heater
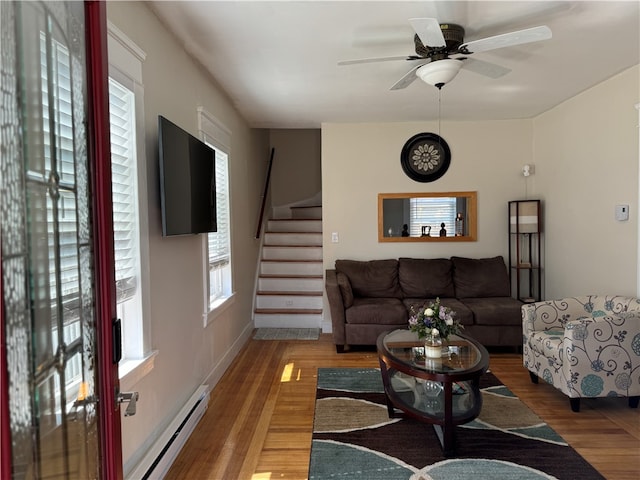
[127,385,209,480]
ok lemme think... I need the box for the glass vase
[424,331,443,358]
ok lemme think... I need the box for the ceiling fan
[339,18,552,89]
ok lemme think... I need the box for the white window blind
[409,197,457,237]
[206,147,230,301]
[108,78,138,302]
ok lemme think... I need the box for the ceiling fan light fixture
[416,59,463,89]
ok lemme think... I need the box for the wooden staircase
[254,206,323,328]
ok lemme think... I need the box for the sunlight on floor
[280,362,302,382]
[251,473,272,479]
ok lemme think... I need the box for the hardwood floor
[165,333,640,479]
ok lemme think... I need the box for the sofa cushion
[452,256,510,298]
[345,298,408,325]
[402,297,475,326]
[336,259,402,299]
[398,258,455,298]
[460,297,523,326]
[336,272,354,308]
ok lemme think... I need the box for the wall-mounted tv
[158,115,217,236]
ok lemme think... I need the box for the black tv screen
[158,115,217,236]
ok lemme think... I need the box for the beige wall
[321,121,533,259]
[533,66,639,298]
[108,2,269,474]
[269,129,322,206]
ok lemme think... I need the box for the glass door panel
[1,1,102,478]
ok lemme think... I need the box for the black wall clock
[400,132,451,182]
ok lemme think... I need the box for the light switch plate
[615,204,629,221]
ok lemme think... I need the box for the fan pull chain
[438,88,442,139]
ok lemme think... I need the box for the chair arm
[562,311,640,396]
[325,269,347,346]
[522,299,572,336]
[524,296,640,338]
[564,311,640,357]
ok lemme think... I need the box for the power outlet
[615,204,629,221]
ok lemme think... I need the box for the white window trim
[108,22,155,384]
[198,107,235,327]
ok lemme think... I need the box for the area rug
[309,368,604,480]
[253,327,320,340]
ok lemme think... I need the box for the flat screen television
[158,115,217,236]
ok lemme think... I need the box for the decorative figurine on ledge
[401,224,409,237]
[439,223,446,237]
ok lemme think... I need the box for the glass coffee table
[376,329,489,456]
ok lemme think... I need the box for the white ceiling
[149,1,640,129]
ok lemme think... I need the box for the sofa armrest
[325,269,347,347]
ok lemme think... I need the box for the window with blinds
[42,42,139,311]
[409,197,457,237]
[198,108,233,316]
[108,78,139,303]
[41,32,143,373]
[206,147,230,303]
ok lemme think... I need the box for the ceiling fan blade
[389,64,425,90]
[338,55,418,66]
[460,57,511,79]
[409,18,446,47]
[460,25,551,54]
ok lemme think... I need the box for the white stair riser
[254,313,322,329]
[267,220,322,233]
[255,210,323,329]
[291,206,322,219]
[255,295,323,309]
[258,277,323,292]
[260,261,323,276]
[264,232,322,246]
[262,246,322,261]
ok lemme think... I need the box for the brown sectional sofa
[325,256,523,353]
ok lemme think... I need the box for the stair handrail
[255,147,275,239]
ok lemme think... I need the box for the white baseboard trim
[203,322,254,389]
[126,385,209,480]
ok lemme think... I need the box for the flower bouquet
[408,298,463,357]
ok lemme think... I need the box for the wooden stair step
[254,308,322,315]
[260,259,321,263]
[263,244,321,248]
[256,291,322,296]
[259,274,322,279]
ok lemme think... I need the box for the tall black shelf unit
[508,200,542,303]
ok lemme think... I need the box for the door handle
[117,391,139,417]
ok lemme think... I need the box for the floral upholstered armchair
[522,295,640,412]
